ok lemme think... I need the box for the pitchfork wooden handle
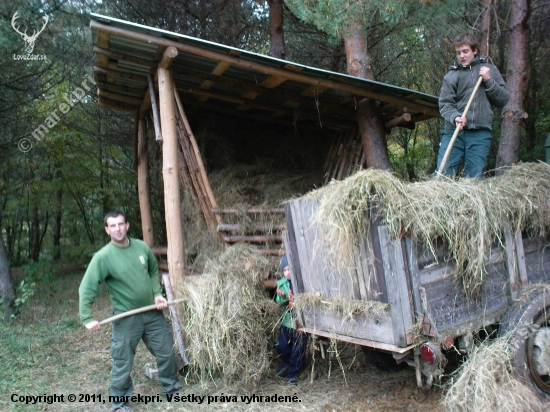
[98,298,186,325]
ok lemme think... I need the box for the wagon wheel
[499,285,550,399]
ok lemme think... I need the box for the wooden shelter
[89,13,440,289]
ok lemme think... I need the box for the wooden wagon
[284,197,550,397]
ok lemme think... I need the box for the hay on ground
[176,244,281,385]
[441,334,546,412]
[307,162,550,297]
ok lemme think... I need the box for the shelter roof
[90,13,440,130]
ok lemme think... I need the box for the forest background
[0,0,549,319]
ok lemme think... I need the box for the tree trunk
[268,0,286,59]
[496,0,530,169]
[344,22,392,170]
[53,187,62,261]
[30,198,40,262]
[0,224,16,322]
[523,75,538,161]
[479,0,492,58]
[330,43,343,73]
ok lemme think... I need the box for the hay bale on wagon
[307,162,550,297]
[175,244,280,385]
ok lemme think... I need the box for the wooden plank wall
[378,226,415,346]
[409,243,510,334]
[301,305,397,345]
[407,235,550,336]
[284,197,400,346]
[285,197,385,301]
[522,237,550,284]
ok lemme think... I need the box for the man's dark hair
[453,33,479,54]
[104,210,127,226]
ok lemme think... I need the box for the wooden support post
[148,74,163,142]
[137,116,154,246]
[158,67,185,287]
[159,46,178,70]
[162,273,189,366]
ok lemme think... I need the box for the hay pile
[181,164,321,272]
[176,244,281,385]
[307,162,550,296]
[441,334,546,412]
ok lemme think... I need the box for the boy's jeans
[436,128,492,178]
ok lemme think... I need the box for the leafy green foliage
[14,279,36,311]
[23,255,54,288]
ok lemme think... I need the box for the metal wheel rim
[527,307,550,394]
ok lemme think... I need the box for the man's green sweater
[79,238,162,325]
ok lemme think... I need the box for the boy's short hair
[453,33,479,54]
[104,210,127,226]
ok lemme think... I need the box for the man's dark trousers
[110,310,180,409]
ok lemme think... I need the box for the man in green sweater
[79,211,181,412]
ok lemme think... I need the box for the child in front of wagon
[275,255,307,386]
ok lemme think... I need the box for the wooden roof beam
[93,65,148,82]
[179,87,353,125]
[99,96,138,112]
[96,81,145,96]
[174,69,351,117]
[97,31,110,68]
[90,21,440,118]
[184,98,350,129]
[99,90,143,106]
[179,87,287,116]
[199,50,240,93]
[199,61,231,95]
[384,113,412,133]
[94,46,157,68]
[239,64,302,103]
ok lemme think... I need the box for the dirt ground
[0,268,443,412]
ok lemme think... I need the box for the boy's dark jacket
[439,57,510,131]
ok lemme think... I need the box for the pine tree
[285,0,410,170]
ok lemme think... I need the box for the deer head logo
[11,11,49,54]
